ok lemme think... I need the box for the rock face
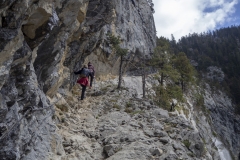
[1,0,239,159]
[0,0,155,159]
[204,84,240,160]
[84,0,156,76]
[55,76,220,160]
[204,66,225,82]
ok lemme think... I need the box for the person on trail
[74,65,90,78]
[87,62,95,88]
[74,65,90,100]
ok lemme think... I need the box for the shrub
[56,104,68,112]
[167,85,183,102]
[154,85,184,111]
[124,108,132,113]
[196,94,204,107]
[183,140,191,149]
[126,101,133,108]
[113,103,121,110]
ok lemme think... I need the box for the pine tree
[151,37,179,86]
[173,52,195,91]
[107,33,128,89]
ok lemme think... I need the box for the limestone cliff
[0,0,155,159]
[204,83,240,160]
[53,76,221,160]
[1,0,239,160]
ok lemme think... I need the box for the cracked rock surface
[55,76,220,160]
[0,0,155,159]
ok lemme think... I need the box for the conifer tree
[107,33,128,89]
[151,37,179,85]
[173,52,195,91]
[151,37,183,110]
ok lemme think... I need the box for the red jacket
[77,77,89,86]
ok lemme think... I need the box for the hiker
[88,62,95,88]
[74,65,90,100]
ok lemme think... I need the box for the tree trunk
[160,72,163,86]
[142,55,147,98]
[142,70,146,98]
[117,55,123,89]
[181,80,184,92]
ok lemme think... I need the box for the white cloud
[152,0,238,40]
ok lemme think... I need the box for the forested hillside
[170,25,240,114]
[147,36,240,159]
[147,37,195,111]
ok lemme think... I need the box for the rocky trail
[1,0,239,159]
[55,87,103,159]
[52,76,220,160]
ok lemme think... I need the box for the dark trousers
[80,84,87,100]
[89,73,94,87]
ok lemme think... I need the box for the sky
[152,0,240,41]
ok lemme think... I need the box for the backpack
[88,68,93,73]
[79,68,89,78]
[88,65,94,73]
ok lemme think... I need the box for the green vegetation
[113,103,121,110]
[101,86,109,93]
[175,105,190,118]
[124,101,135,113]
[194,93,205,111]
[173,52,195,91]
[55,104,68,112]
[196,94,204,107]
[109,99,118,103]
[126,101,133,108]
[167,85,184,101]
[130,110,144,115]
[150,37,179,86]
[183,140,191,149]
[169,25,240,114]
[107,33,128,89]
[187,152,195,157]
[124,107,133,113]
[212,131,217,137]
[154,85,183,111]
[151,37,195,111]
[153,26,240,114]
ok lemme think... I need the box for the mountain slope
[54,76,221,160]
[1,0,239,159]
[170,26,240,159]
[0,0,156,159]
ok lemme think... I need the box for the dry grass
[55,104,69,112]
[98,74,117,81]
